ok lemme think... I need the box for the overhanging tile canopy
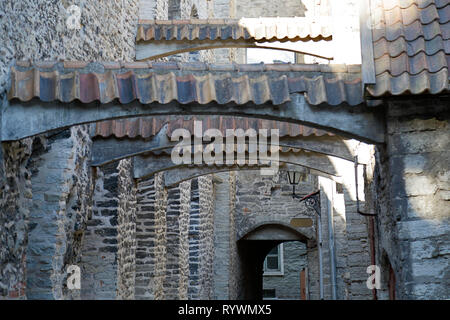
[136,18,333,42]
[8,61,364,106]
[367,0,449,96]
[93,116,334,140]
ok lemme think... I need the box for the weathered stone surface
[80,164,119,300]
[116,159,137,300]
[26,126,93,300]
[0,0,138,300]
[373,101,450,300]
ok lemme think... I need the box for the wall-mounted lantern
[286,170,306,198]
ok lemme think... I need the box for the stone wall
[0,0,138,299]
[374,99,450,300]
[140,0,168,20]
[263,241,307,299]
[0,139,33,299]
[80,162,119,300]
[235,170,316,241]
[26,126,93,300]
[139,0,215,62]
[231,167,374,300]
[233,170,320,298]
[134,174,215,300]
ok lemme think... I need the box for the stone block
[409,239,439,260]
[404,175,437,197]
[398,219,449,241]
[411,258,447,278]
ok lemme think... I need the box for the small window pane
[263,289,276,298]
[267,256,279,270]
[268,246,278,255]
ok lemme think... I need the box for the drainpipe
[326,183,337,300]
[317,213,324,300]
[354,156,378,300]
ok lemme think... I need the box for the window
[263,243,284,275]
[263,289,276,299]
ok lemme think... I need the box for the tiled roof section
[136,18,332,42]
[368,0,450,96]
[8,62,364,106]
[94,116,334,139]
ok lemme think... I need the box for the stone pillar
[26,126,93,300]
[154,172,168,300]
[135,176,157,299]
[227,171,239,299]
[178,180,191,300]
[213,172,231,299]
[198,175,215,299]
[164,184,182,299]
[116,159,137,300]
[188,178,201,299]
[80,162,119,300]
[317,176,333,300]
[332,181,350,300]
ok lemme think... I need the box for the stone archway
[4,62,384,143]
[236,223,311,299]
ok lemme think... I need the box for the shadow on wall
[372,101,450,299]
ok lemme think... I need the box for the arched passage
[236,223,311,299]
[90,120,369,167]
[131,150,352,180]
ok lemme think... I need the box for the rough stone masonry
[0,0,138,299]
[0,0,449,301]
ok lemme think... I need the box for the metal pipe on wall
[317,213,324,300]
[354,156,378,299]
[326,182,337,300]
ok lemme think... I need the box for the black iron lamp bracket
[294,190,321,216]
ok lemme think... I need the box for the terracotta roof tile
[367,0,449,97]
[93,116,334,140]
[136,18,332,42]
[9,62,364,106]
